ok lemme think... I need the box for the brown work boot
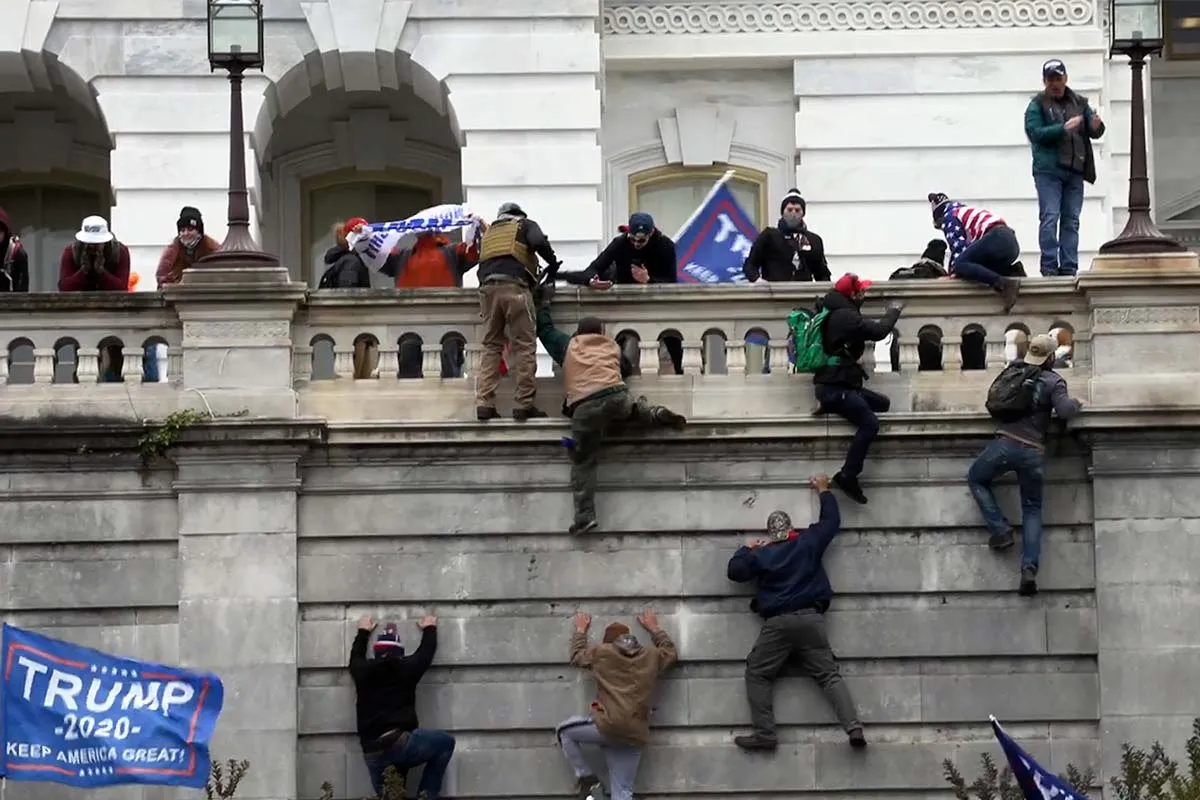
[513,406,548,421]
[734,733,778,751]
[997,277,1020,313]
[476,406,500,421]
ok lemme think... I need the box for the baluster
[123,350,143,382]
[768,340,789,372]
[897,342,919,371]
[77,348,100,382]
[681,338,703,375]
[945,337,964,370]
[377,347,399,379]
[332,346,354,378]
[637,340,659,376]
[724,339,746,374]
[421,345,441,378]
[166,349,181,382]
[293,347,313,383]
[0,351,7,382]
[987,339,1008,366]
[33,348,55,383]
[463,344,483,377]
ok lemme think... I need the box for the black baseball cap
[1042,59,1067,77]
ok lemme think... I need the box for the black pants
[744,610,861,738]
[814,385,890,479]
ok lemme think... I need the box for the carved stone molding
[183,321,293,343]
[602,0,1096,35]
[1093,305,1200,329]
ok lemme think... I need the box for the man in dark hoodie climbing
[727,474,865,753]
[557,608,678,800]
[349,615,454,800]
[814,273,905,505]
[563,315,687,534]
[743,189,831,283]
[0,207,29,292]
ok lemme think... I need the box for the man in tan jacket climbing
[556,609,679,800]
[562,316,687,534]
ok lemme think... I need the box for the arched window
[628,165,768,237]
[1165,0,1200,58]
[0,177,111,292]
[302,169,441,286]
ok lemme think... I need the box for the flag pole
[671,169,736,241]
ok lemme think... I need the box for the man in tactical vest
[475,202,562,421]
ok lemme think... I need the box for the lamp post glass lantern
[202,0,277,266]
[1100,0,1187,254]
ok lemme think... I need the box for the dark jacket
[348,626,437,748]
[1024,89,1105,184]
[813,290,901,389]
[567,230,677,286]
[0,207,29,293]
[319,246,372,288]
[997,363,1082,451]
[58,241,130,292]
[726,491,841,617]
[743,222,831,283]
[477,215,559,289]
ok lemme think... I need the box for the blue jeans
[814,385,890,479]
[967,438,1045,571]
[362,729,456,799]
[952,226,1021,288]
[1034,167,1085,276]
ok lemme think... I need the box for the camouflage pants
[569,388,679,524]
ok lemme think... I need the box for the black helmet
[497,202,526,218]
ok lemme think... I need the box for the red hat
[834,273,872,297]
[344,217,369,234]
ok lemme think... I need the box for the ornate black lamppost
[201,0,280,268]
[1099,0,1188,254]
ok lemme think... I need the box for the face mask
[179,230,200,247]
[780,212,804,232]
[613,633,642,656]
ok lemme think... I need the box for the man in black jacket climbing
[814,274,905,504]
[349,615,454,800]
[743,189,831,283]
[726,474,865,752]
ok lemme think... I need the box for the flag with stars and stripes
[990,715,1087,800]
[0,624,224,789]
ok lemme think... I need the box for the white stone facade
[1,0,1196,290]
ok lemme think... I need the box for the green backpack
[786,307,841,374]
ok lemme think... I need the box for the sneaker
[1018,565,1038,596]
[833,471,868,504]
[988,529,1016,550]
[734,733,778,751]
[848,728,868,749]
[576,775,601,799]
[997,277,1020,313]
[476,406,500,421]
[569,519,598,535]
[513,406,548,421]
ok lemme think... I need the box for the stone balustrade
[0,278,1098,423]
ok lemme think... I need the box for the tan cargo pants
[476,279,537,409]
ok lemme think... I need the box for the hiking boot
[476,406,500,421]
[734,733,779,751]
[569,518,598,535]
[849,728,868,749]
[1018,565,1038,596]
[988,529,1016,551]
[654,407,687,429]
[997,277,1020,313]
[513,406,548,421]
[575,775,601,799]
[833,471,868,504]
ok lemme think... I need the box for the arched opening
[0,55,113,292]
[917,325,944,371]
[960,324,988,370]
[253,52,462,288]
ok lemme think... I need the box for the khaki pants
[476,280,537,409]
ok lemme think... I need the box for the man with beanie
[476,202,561,421]
[813,273,904,504]
[1025,58,1104,277]
[349,614,455,800]
[929,192,1023,312]
[558,608,678,800]
[0,207,29,292]
[727,474,865,752]
[890,239,948,280]
[563,316,687,534]
[156,206,219,286]
[743,189,831,283]
[968,333,1083,596]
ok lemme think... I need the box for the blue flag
[0,624,224,789]
[990,716,1085,800]
[673,171,760,284]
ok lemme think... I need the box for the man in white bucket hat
[58,215,130,292]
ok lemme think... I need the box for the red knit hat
[344,217,369,234]
[834,273,872,297]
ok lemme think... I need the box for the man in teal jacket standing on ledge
[726,474,866,753]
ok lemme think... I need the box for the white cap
[76,215,114,244]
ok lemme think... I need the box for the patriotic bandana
[766,510,793,540]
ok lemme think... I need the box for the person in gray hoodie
[968,334,1083,596]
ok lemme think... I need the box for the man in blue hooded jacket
[726,474,865,752]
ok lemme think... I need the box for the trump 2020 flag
[990,716,1085,799]
[362,203,481,272]
[673,170,759,284]
[0,624,224,789]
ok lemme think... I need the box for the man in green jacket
[1023,58,1105,278]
